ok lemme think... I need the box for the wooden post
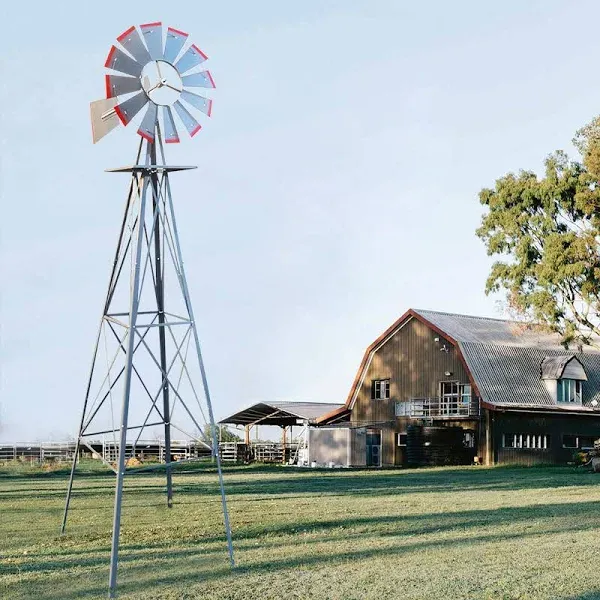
[244,425,250,445]
[485,409,493,466]
[282,426,287,464]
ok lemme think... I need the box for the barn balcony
[396,397,479,419]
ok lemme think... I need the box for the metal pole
[108,169,150,598]
[149,131,173,508]
[164,175,235,567]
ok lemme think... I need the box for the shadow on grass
[7,498,600,577]
[3,465,599,504]
[21,506,600,600]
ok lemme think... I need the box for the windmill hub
[141,60,182,106]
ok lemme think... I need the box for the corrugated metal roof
[413,309,600,409]
[414,309,572,347]
[219,401,345,426]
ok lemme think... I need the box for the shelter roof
[219,401,345,427]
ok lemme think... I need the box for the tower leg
[164,175,235,567]
[108,176,149,598]
[61,438,81,534]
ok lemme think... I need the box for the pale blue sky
[2,1,600,440]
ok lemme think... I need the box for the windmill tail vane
[64,23,233,599]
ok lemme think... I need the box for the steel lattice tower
[60,23,234,598]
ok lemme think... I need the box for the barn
[316,309,600,466]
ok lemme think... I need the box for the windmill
[61,23,234,598]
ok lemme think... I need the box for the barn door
[366,429,382,466]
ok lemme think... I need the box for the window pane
[579,436,597,448]
[568,380,575,402]
[557,380,563,402]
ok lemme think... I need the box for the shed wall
[308,428,350,466]
[351,428,367,467]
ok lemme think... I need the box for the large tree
[477,116,600,348]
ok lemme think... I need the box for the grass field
[2,462,600,600]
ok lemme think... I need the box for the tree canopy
[199,424,241,445]
[477,116,600,348]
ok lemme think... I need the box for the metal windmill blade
[105,45,143,77]
[181,71,216,88]
[162,106,180,143]
[164,27,188,63]
[173,100,202,137]
[175,44,208,74]
[137,103,158,142]
[114,91,149,125]
[105,74,142,98]
[140,22,164,60]
[180,90,212,117]
[117,26,151,65]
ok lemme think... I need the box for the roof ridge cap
[412,308,514,323]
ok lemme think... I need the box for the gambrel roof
[415,309,600,409]
[320,309,600,422]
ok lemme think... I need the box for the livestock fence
[1,440,299,465]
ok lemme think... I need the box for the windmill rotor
[91,23,215,144]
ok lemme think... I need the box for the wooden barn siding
[492,411,600,465]
[350,317,471,466]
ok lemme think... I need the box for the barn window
[561,435,597,449]
[439,382,472,415]
[557,379,582,404]
[503,433,548,449]
[579,436,598,449]
[395,401,409,416]
[372,379,390,400]
[397,433,407,447]
[562,435,578,448]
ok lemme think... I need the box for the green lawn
[2,462,600,600]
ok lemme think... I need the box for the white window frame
[557,378,582,404]
[372,379,390,400]
[397,432,407,447]
[562,434,578,449]
[503,433,548,450]
[395,401,409,417]
[439,381,472,415]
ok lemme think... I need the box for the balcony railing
[396,397,479,419]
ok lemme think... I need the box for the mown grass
[1,461,600,599]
